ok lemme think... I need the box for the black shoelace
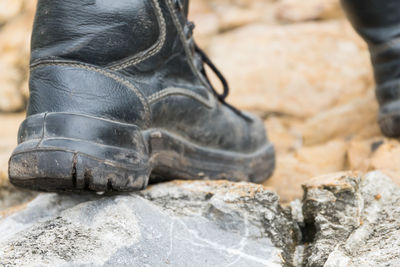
[185,21,252,121]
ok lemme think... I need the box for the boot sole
[9,112,275,192]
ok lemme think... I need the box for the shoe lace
[185,21,252,121]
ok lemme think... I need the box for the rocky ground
[1,0,400,266]
[1,172,399,266]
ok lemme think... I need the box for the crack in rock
[300,171,400,267]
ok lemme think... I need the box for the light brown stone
[302,171,361,190]
[0,0,36,112]
[0,4,34,65]
[0,113,25,188]
[189,2,220,48]
[368,141,400,185]
[347,138,400,186]
[189,0,279,47]
[0,56,24,112]
[276,0,343,23]
[213,4,263,32]
[198,0,278,29]
[264,116,303,154]
[0,0,23,24]
[301,91,380,146]
[208,20,373,118]
[265,139,348,202]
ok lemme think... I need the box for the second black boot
[8,0,275,192]
[342,0,400,137]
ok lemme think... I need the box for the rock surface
[276,0,342,23]
[0,0,24,24]
[0,114,31,212]
[1,172,400,266]
[0,181,299,266]
[190,0,343,45]
[1,3,400,266]
[301,171,400,266]
[209,20,372,118]
[0,0,35,112]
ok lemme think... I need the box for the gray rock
[302,171,400,267]
[0,180,299,267]
[2,172,400,266]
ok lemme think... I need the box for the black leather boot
[342,0,400,137]
[8,0,275,192]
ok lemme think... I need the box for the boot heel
[9,112,151,192]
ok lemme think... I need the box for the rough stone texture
[2,172,400,266]
[347,138,400,186]
[266,140,348,202]
[0,181,300,266]
[302,171,400,266]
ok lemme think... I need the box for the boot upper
[28,0,270,153]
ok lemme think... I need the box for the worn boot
[342,0,400,137]
[8,0,275,192]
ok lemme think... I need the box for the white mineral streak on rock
[0,180,294,266]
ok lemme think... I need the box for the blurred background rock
[0,0,397,212]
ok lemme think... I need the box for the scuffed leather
[119,0,206,98]
[28,64,149,128]
[28,0,270,154]
[151,96,267,152]
[31,0,159,66]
